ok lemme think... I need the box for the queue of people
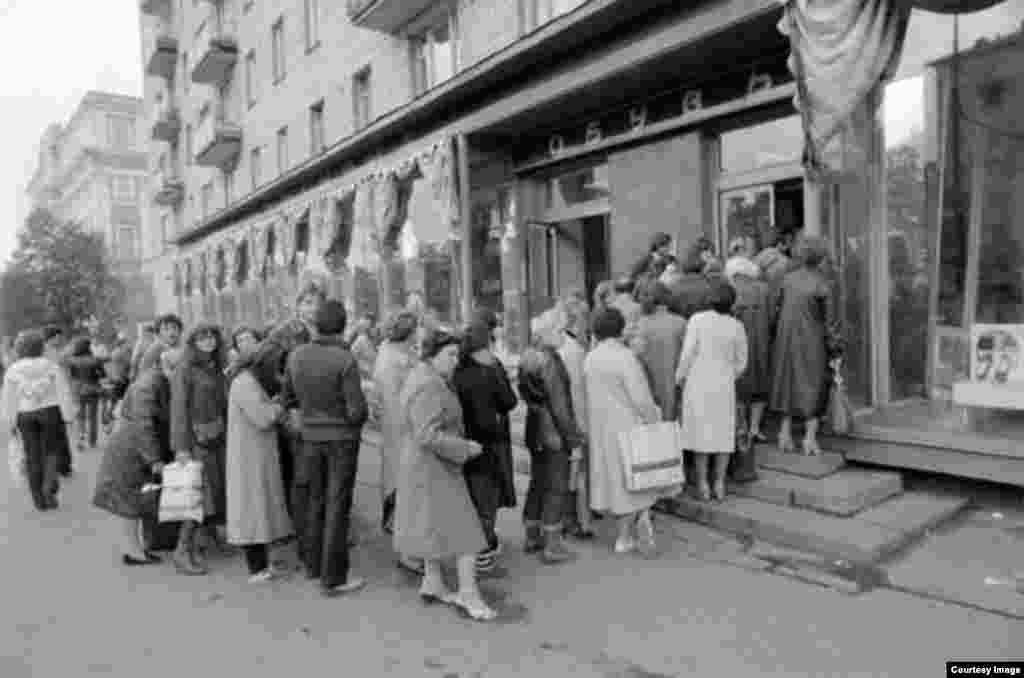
[0,225,841,624]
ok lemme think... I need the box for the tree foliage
[0,208,124,339]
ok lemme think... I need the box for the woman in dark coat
[518,330,585,564]
[666,239,716,319]
[726,256,777,482]
[92,343,178,565]
[170,324,229,575]
[452,321,518,576]
[770,236,843,456]
[64,336,105,450]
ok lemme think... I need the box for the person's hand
[467,441,483,459]
[570,447,583,463]
[175,450,191,464]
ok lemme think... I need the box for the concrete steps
[730,468,904,517]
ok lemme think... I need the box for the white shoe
[248,570,275,584]
[614,537,636,554]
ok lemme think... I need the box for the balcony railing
[195,112,242,170]
[346,0,438,34]
[190,17,239,86]
[150,100,181,142]
[154,167,185,207]
[145,33,179,80]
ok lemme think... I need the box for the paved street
[1,440,1020,678]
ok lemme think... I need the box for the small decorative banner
[548,134,565,157]
[682,90,702,114]
[748,72,773,95]
[585,121,603,146]
[628,106,647,132]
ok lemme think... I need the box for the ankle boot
[541,526,577,564]
[523,522,544,554]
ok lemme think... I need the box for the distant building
[25,90,155,336]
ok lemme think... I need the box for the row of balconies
[145,25,237,86]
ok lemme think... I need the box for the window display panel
[469,191,506,314]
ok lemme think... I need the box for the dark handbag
[192,417,226,445]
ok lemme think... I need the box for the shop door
[526,215,610,314]
[717,172,804,254]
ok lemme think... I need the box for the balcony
[150,103,181,142]
[190,19,239,86]
[346,0,438,34]
[195,114,242,169]
[154,169,185,207]
[139,0,169,14]
[145,34,179,80]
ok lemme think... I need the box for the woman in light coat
[676,281,748,502]
[225,351,291,583]
[372,311,419,536]
[393,329,495,622]
[584,307,667,556]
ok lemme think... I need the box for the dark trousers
[293,439,360,589]
[16,407,62,510]
[278,429,296,517]
[464,469,501,551]
[728,401,758,482]
[244,544,269,574]
[524,447,570,528]
[77,396,99,448]
[55,421,72,476]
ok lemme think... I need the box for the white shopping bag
[7,434,25,489]
[618,422,685,492]
[158,460,205,524]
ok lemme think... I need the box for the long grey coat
[372,341,416,504]
[225,371,293,545]
[393,362,487,560]
[634,309,688,421]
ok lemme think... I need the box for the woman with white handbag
[675,281,749,502]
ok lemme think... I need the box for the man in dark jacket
[282,299,369,597]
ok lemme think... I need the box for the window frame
[250,146,262,189]
[271,17,286,84]
[304,0,321,52]
[309,99,325,156]
[408,10,458,97]
[277,126,289,174]
[245,50,257,108]
[108,115,137,150]
[200,182,213,218]
[352,67,372,131]
[184,123,194,166]
[117,224,138,261]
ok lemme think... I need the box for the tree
[0,208,125,339]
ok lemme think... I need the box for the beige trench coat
[372,341,415,504]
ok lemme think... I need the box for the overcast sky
[0,0,142,267]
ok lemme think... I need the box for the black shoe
[143,551,162,563]
[123,554,159,566]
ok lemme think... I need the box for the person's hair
[295,282,327,308]
[421,329,460,361]
[708,279,738,314]
[681,237,714,274]
[232,325,263,351]
[563,297,590,336]
[637,280,672,315]
[703,258,724,275]
[183,324,225,369]
[728,236,751,258]
[69,336,92,357]
[470,307,499,332]
[725,256,762,284]
[142,323,156,334]
[156,314,183,332]
[593,281,615,309]
[314,300,347,336]
[41,325,64,343]
[461,321,492,357]
[613,276,635,295]
[591,307,626,341]
[795,235,830,268]
[14,330,45,359]
[388,311,419,343]
[649,232,672,252]
[564,288,587,305]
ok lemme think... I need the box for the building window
[353,67,372,131]
[223,170,235,206]
[410,14,456,96]
[304,0,320,51]
[245,50,257,107]
[160,214,170,246]
[185,124,193,166]
[112,176,137,203]
[277,126,289,174]
[201,182,213,218]
[117,225,137,261]
[182,53,189,94]
[250,146,262,189]
[309,100,325,155]
[272,18,286,83]
[527,0,587,30]
[108,116,136,150]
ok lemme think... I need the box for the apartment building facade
[26,90,155,335]
[140,0,1024,484]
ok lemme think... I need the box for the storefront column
[457,134,474,322]
[502,181,529,355]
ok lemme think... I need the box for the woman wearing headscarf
[725,255,776,482]
[394,329,496,622]
[372,311,419,538]
[92,343,178,565]
[170,324,229,575]
[225,346,291,583]
[770,236,843,456]
[452,320,518,576]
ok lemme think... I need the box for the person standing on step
[282,300,369,597]
[452,319,518,577]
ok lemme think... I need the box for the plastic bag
[158,460,204,523]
